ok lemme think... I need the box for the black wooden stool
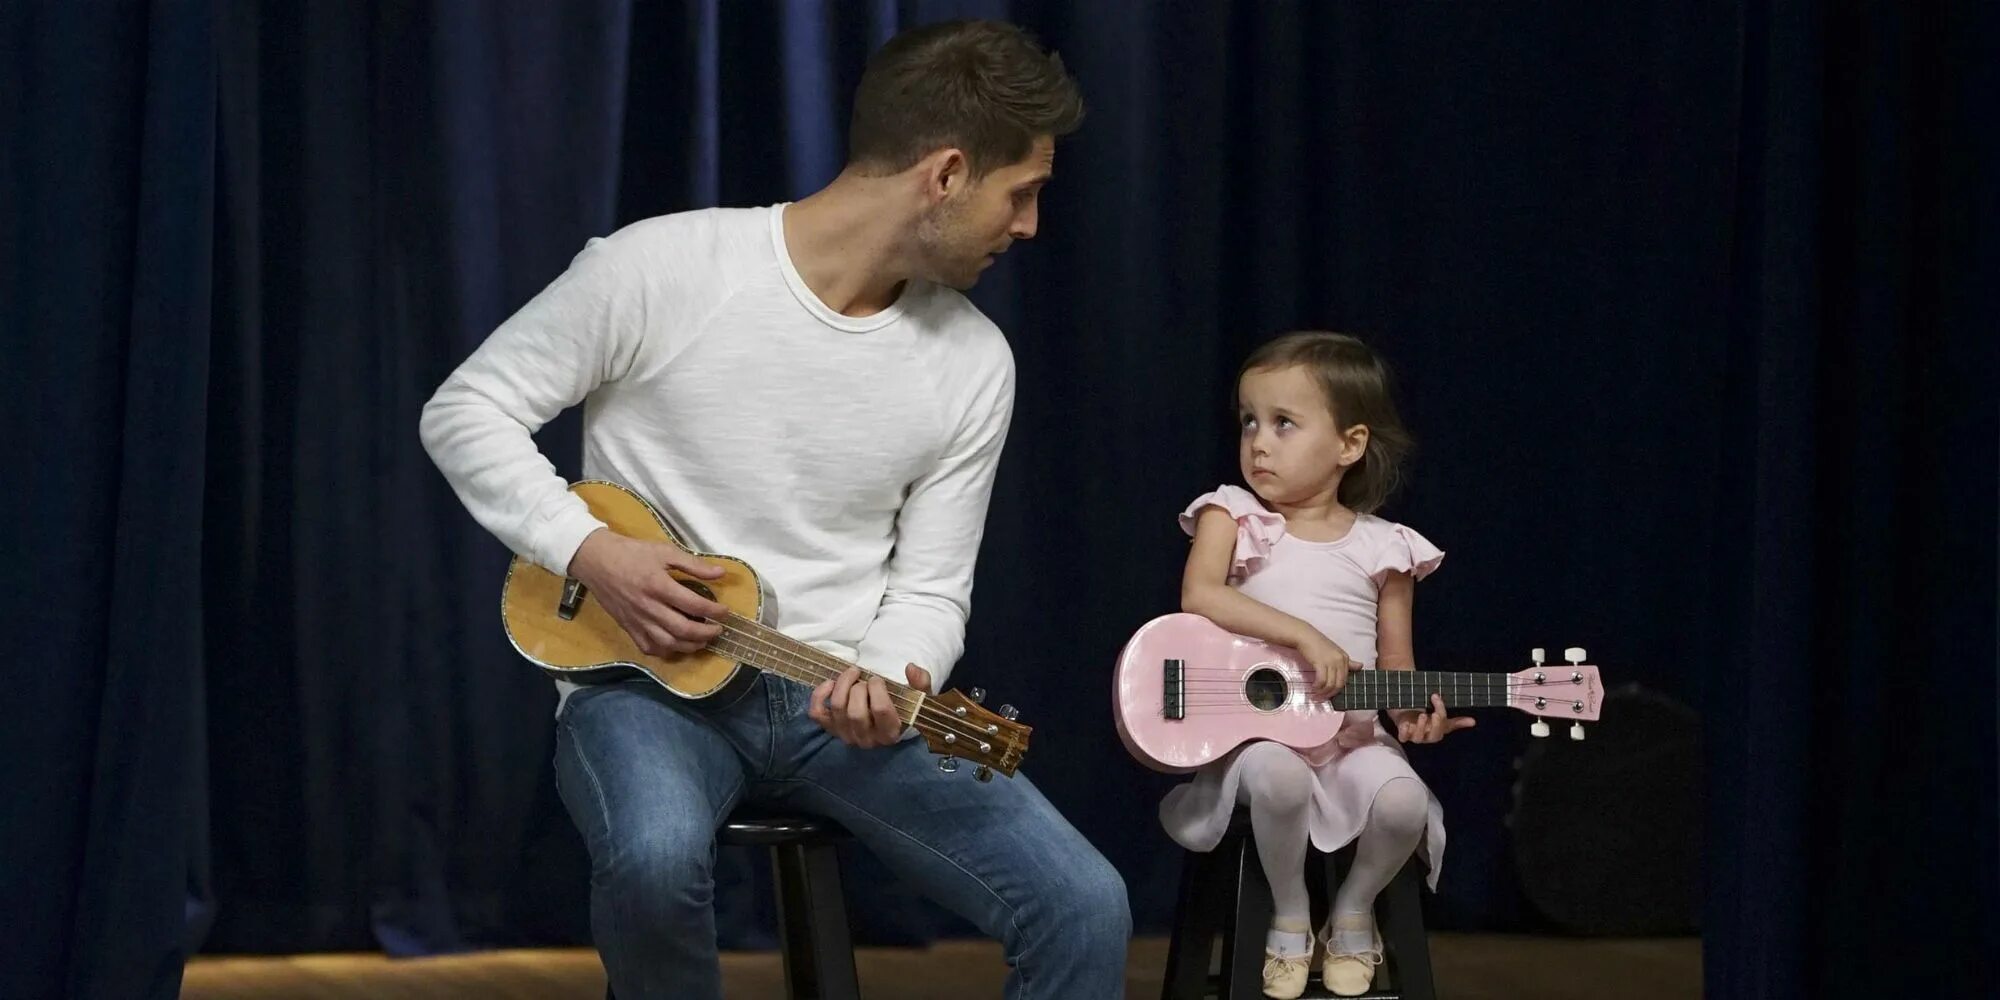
[605,809,860,1000]
[1161,810,1435,1000]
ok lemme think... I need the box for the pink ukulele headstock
[1508,647,1603,741]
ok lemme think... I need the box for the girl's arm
[1180,507,1315,647]
[1376,571,1417,671]
[1180,506,1350,694]
[1378,570,1474,742]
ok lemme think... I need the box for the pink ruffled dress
[1157,484,1450,887]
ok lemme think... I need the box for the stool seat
[719,811,851,846]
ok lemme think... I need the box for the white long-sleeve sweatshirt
[420,204,1014,697]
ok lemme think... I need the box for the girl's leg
[1235,743,1317,950]
[1329,775,1428,952]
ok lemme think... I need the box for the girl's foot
[1261,920,1313,999]
[1320,913,1385,997]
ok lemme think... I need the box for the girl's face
[1237,364,1369,507]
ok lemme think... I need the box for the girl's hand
[1390,693,1477,744]
[1296,632,1352,698]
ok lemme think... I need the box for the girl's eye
[1239,415,1257,429]
[1276,416,1296,429]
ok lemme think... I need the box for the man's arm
[852,351,1016,693]
[420,236,648,575]
[420,230,730,655]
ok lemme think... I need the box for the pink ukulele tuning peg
[1531,720,1551,738]
[1564,647,1587,664]
[1570,723,1586,741]
[1531,647,1546,666]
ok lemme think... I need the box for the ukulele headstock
[919,686,1031,781]
[1509,647,1603,741]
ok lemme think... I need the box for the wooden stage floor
[183,934,1700,999]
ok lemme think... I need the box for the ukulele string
[701,624,1007,751]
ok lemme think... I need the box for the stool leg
[772,842,860,1000]
[1162,845,1228,1000]
[1377,859,1435,1000]
[1220,833,1273,1000]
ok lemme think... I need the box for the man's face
[915,135,1054,290]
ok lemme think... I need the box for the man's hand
[565,528,730,656]
[1390,693,1477,744]
[809,664,933,749]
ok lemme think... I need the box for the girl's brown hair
[1236,331,1412,514]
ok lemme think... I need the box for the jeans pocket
[554,677,630,725]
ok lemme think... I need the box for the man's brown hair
[848,20,1085,177]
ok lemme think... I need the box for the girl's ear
[1339,423,1371,468]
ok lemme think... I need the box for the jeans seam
[768,776,1035,996]
[564,715,751,998]
[558,717,622,960]
[764,677,783,777]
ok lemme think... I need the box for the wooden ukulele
[1112,613,1604,773]
[501,481,1029,780]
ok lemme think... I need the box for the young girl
[1160,331,1468,999]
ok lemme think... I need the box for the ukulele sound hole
[1243,668,1289,711]
[683,580,717,602]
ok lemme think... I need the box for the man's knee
[1047,850,1132,945]
[612,822,718,909]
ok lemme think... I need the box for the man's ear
[922,147,970,202]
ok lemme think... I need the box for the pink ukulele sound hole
[1244,668,1287,711]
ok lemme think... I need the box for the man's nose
[1010,203,1039,240]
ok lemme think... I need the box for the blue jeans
[553,673,1132,999]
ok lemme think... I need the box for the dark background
[3,2,1993,998]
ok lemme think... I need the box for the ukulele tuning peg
[1564,647,1587,664]
[998,704,1018,721]
[975,765,993,783]
[1570,723,1586,742]
[937,755,959,773]
[1531,720,1551,738]
[1531,647,1546,666]
[967,687,986,704]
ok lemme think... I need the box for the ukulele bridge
[1163,659,1186,720]
[558,578,589,620]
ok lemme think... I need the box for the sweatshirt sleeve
[853,339,1015,691]
[419,234,660,575]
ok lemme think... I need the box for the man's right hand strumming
[566,528,730,656]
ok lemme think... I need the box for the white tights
[1233,741,1428,955]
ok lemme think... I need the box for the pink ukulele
[1113,613,1605,773]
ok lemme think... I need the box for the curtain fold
[4,4,1990,998]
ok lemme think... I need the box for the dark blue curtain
[3,2,216,998]
[1706,1,1997,996]
[3,2,1992,998]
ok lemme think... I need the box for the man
[421,19,1129,999]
